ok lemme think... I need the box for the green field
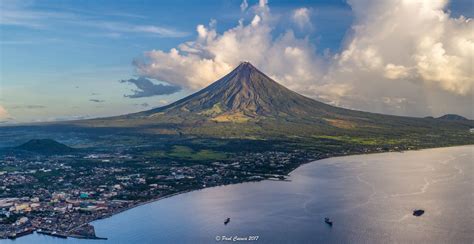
[146,145,228,161]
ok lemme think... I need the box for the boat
[413,209,425,216]
[324,217,333,226]
[224,218,230,225]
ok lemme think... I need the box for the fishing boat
[324,217,333,226]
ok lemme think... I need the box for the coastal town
[0,140,416,240]
[0,147,311,239]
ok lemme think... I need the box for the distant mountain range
[75,62,472,142]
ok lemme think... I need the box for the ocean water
[8,146,474,243]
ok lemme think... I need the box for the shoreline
[83,144,474,239]
[5,144,473,241]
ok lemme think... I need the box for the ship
[324,217,333,226]
[413,209,425,216]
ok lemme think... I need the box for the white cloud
[240,0,249,12]
[292,8,311,29]
[0,2,188,37]
[384,64,411,79]
[90,21,189,37]
[251,15,261,26]
[342,0,472,94]
[134,2,324,93]
[414,35,472,95]
[317,0,474,117]
[133,0,473,118]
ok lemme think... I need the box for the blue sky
[0,0,473,122]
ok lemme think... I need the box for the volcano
[145,62,340,119]
[80,62,472,139]
[132,62,365,124]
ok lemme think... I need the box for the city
[0,145,314,239]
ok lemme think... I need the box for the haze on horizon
[0,0,473,123]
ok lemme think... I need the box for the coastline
[82,144,474,239]
[5,144,473,240]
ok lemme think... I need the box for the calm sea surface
[8,146,473,243]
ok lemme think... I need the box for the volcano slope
[70,62,473,149]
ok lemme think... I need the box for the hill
[16,139,75,154]
[437,114,469,121]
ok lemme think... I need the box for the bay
[8,146,473,243]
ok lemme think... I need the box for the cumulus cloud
[120,77,181,98]
[383,64,411,79]
[316,0,474,117]
[292,8,311,29]
[132,0,473,118]
[342,0,471,93]
[133,0,324,94]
